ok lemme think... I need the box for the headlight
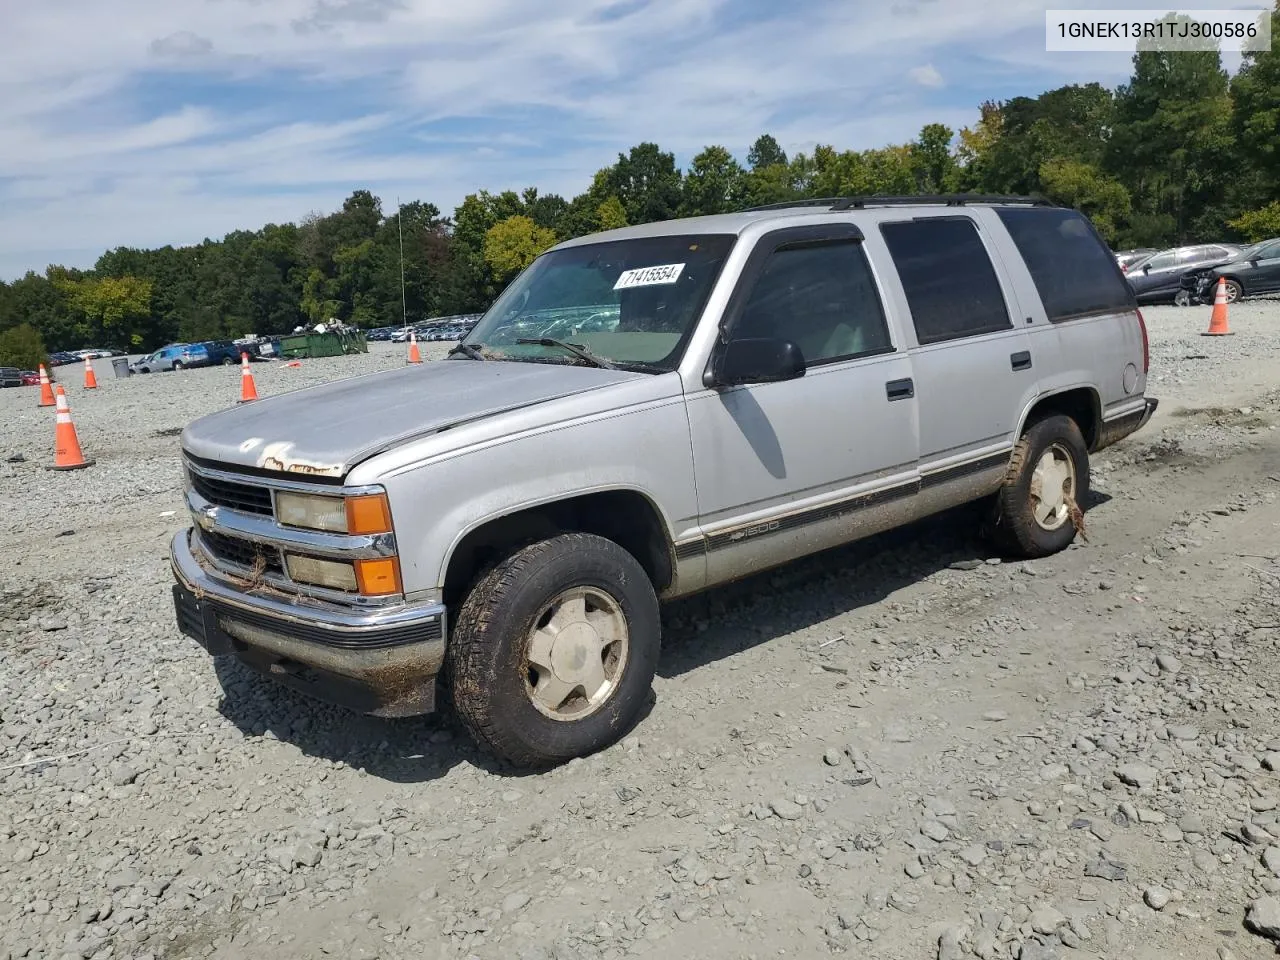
[283,554,402,596]
[285,554,359,592]
[275,491,393,534]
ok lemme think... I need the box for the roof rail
[744,194,1056,212]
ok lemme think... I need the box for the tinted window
[731,240,892,364]
[996,207,1137,323]
[880,218,1011,345]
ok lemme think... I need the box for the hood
[181,359,644,478]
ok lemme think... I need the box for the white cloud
[908,64,945,88]
[0,0,1259,278]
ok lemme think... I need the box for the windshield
[463,233,737,371]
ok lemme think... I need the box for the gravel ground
[2,304,1280,960]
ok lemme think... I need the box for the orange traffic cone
[37,364,55,407]
[1203,277,1233,336]
[49,385,93,470]
[83,355,99,389]
[238,352,259,403]
[407,331,422,364]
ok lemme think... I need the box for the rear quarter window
[996,207,1137,322]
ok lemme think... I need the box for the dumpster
[277,330,368,360]
[111,356,133,379]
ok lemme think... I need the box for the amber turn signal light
[345,493,393,535]
[354,557,402,596]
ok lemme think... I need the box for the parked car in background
[1178,237,1280,305]
[0,367,23,388]
[1115,248,1158,272]
[76,348,126,360]
[1124,243,1244,304]
[48,351,80,366]
[20,370,40,386]
[130,344,190,373]
[177,340,245,368]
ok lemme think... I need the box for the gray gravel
[3,308,1280,960]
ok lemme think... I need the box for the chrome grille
[187,468,274,516]
[198,528,284,576]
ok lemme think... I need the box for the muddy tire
[447,533,660,767]
[988,414,1091,559]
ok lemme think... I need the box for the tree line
[1,5,1278,368]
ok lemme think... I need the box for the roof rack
[744,194,1056,212]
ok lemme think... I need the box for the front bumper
[170,528,447,717]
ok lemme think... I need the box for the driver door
[683,224,920,584]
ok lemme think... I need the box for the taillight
[1136,308,1149,374]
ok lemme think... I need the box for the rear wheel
[987,414,1090,559]
[447,533,660,767]
[172,361,185,371]
[223,356,237,366]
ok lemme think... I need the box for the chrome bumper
[170,528,447,717]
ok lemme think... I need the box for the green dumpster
[277,330,368,359]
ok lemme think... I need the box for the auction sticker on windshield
[614,263,685,290]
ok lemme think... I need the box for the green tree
[1038,159,1132,242]
[1108,16,1234,242]
[747,134,787,171]
[1229,201,1280,241]
[605,143,683,224]
[0,323,49,371]
[1230,3,1280,207]
[56,275,152,347]
[483,216,558,282]
[910,124,956,192]
[596,196,629,230]
[680,145,746,216]
[300,268,342,324]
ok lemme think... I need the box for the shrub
[0,323,50,372]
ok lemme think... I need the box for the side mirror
[709,337,805,388]
[1142,265,1151,274]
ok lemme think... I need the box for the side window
[995,207,1137,323]
[880,217,1012,345]
[1144,252,1176,270]
[731,239,892,364]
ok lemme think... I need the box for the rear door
[874,214,1032,484]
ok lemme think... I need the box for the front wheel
[987,414,1091,559]
[1223,278,1243,303]
[447,533,660,767]
[172,361,185,371]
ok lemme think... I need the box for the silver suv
[170,195,1158,766]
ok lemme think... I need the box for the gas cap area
[1123,362,1138,394]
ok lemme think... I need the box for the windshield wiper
[516,338,616,369]
[448,342,486,361]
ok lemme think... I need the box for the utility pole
[397,196,408,331]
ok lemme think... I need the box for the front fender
[355,385,701,595]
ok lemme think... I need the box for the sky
[0,0,1262,280]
